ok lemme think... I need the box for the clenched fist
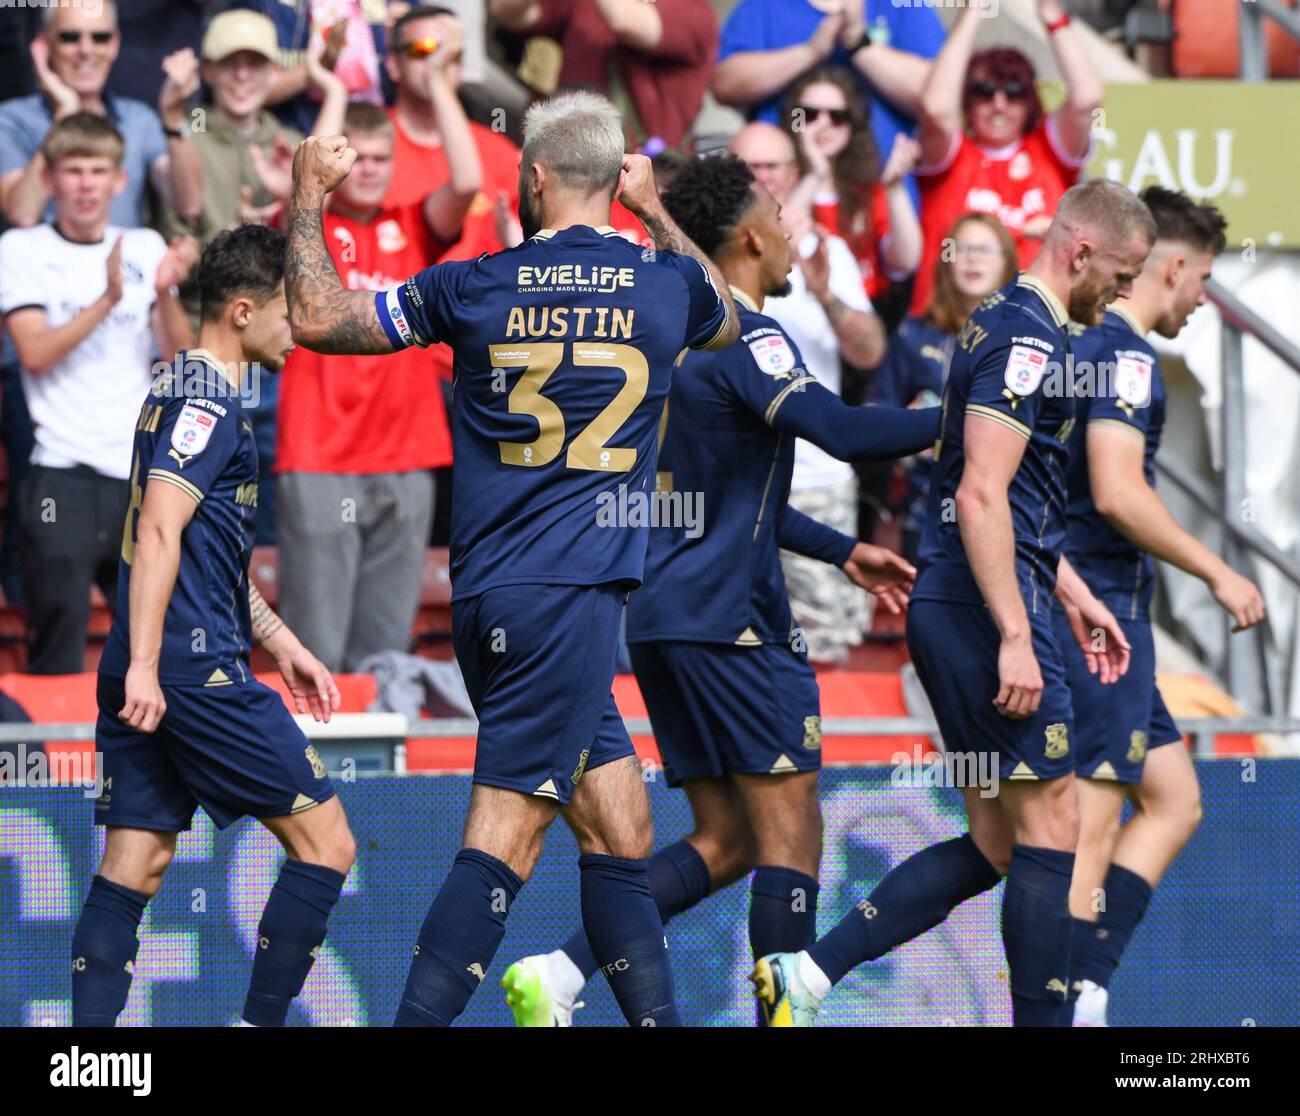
[292,135,358,204]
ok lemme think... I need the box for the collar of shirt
[1016,273,1068,329]
[204,108,284,147]
[185,347,244,392]
[1109,303,1147,338]
[730,286,760,313]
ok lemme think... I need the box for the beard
[1068,277,1107,326]
[769,276,794,299]
[518,188,541,241]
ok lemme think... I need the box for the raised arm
[619,154,739,350]
[711,9,842,109]
[798,230,886,370]
[488,0,543,32]
[1040,0,1103,161]
[419,21,482,245]
[286,135,397,355]
[916,3,981,170]
[155,49,205,223]
[836,4,931,117]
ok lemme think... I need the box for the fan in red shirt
[274,95,480,672]
[910,0,1103,315]
[777,65,922,306]
[488,0,718,150]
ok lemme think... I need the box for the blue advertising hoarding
[2,761,1296,1026]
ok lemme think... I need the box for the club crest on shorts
[1115,353,1153,407]
[1004,344,1048,397]
[802,715,822,751]
[570,747,591,785]
[304,745,326,780]
[1044,722,1070,760]
[1126,729,1148,765]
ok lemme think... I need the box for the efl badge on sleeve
[1003,344,1048,397]
[1115,354,1153,407]
[748,334,797,377]
[171,405,217,457]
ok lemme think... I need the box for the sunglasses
[967,79,1029,101]
[55,30,115,45]
[797,105,851,126]
[399,36,460,63]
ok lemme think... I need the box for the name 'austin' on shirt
[375,224,730,600]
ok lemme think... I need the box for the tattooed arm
[249,581,341,722]
[286,135,396,355]
[617,154,739,350]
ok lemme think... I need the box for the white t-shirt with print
[0,223,164,480]
[764,231,873,492]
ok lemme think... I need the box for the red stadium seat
[1172,0,1300,78]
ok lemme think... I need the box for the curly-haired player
[501,153,938,1025]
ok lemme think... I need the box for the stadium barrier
[2,760,1296,1027]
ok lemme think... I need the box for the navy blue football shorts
[907,598,1075,783]
[1051,605,1182,784]
[452,581,636,805]
[94,673,336,831]
[628,640,822,787]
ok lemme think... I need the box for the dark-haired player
[74,225,354,1027]
[501,153,937,1026]
[1059,187,1265,1026]
[757,179,1153,1026]
[285,92,738,1027]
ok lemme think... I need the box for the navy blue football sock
[561,839,711,981]
[71,875,150,1027]
[579,853,681,1026]
[749,866,820,959]
[1002,844,1075,1027]
[1059,916,1097,1025]
[394,848,523,1027]
[1082,864,1153,989]
[242,860,347,1027]
[808,833,1001,986]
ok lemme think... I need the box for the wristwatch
[846,30,873,56]
[163,120,191,140]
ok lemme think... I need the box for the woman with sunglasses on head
[908,0,1102,316]
[780,66,922,318]
[870,212,1017,565]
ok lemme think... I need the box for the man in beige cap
[161,9,349,315]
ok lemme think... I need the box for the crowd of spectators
[0,0,1105,673]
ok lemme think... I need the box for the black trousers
[20,464,129,675]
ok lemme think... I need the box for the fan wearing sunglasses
[0,1,204,231]
[908,0,1103,316]
[780,66,921,310]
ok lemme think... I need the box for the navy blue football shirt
[870,313,954,536]
[376,224,729,600]
[1063,306,1165,619]
[101,350,260,685]
[913,274,1076,616]
[626,290,826,645]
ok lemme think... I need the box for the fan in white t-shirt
[0,112,194,674]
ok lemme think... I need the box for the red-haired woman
[909,0,1102,314]
[780,66,921,307]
